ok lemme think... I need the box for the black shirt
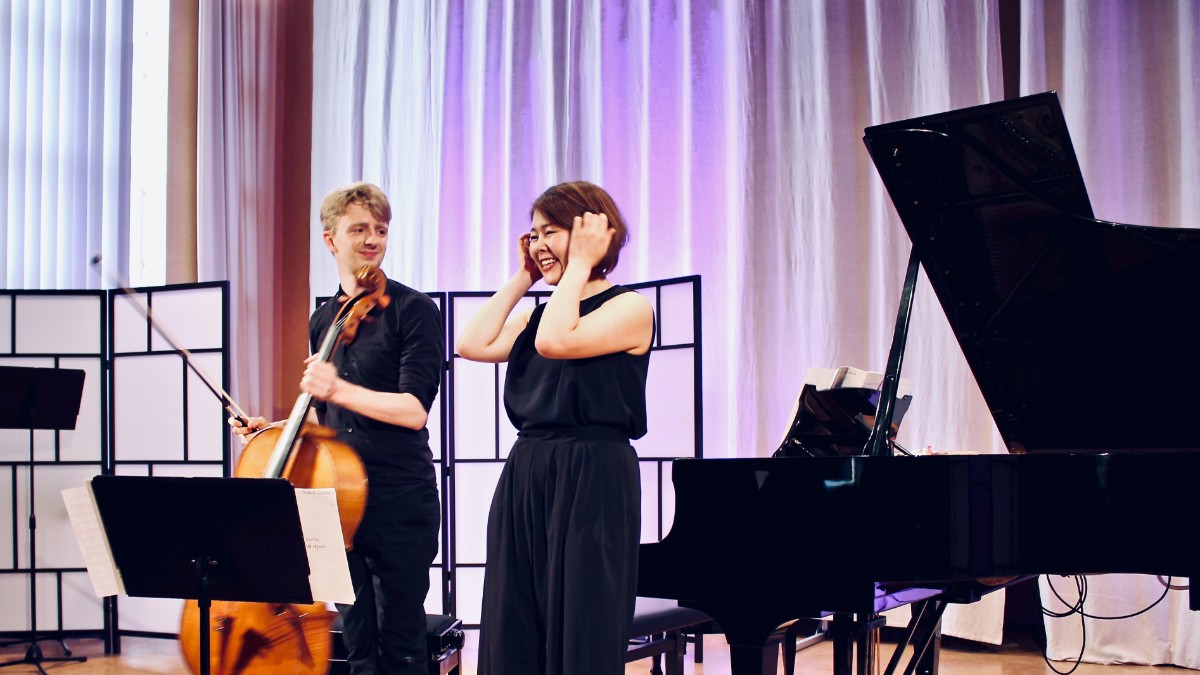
[310,278,443,485]
[503,285,651,440]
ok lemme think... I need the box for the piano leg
[684,603,795,675]
[865,598,948,675]
[728,639,783,675]
[917,628,941,675]
[857,626,876,675]
[829,613,886,675]
[780,619,825,675]
[910,600,945,675]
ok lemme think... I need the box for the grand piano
[638,92,1200,675]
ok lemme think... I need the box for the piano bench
[626,597,713,675]
[329,612,464,675]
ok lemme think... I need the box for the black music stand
[775,383,913,457]
[0,366,87,674]
[88,475,314,675]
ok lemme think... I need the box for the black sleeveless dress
[478,285,650,675]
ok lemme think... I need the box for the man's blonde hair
[319,182,392,233]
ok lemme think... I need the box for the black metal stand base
[0,638,87,675]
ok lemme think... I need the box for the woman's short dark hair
[531,181,629,279]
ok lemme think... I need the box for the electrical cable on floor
[1038,574,1182,675]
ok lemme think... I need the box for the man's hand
[301,356,341,402]
[228,415,270,446]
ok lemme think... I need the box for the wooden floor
[0,630,1192,674]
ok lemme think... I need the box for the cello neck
[262,315,345,478]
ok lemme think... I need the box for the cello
[178,265,387,675]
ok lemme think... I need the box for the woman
[457,181,655,674]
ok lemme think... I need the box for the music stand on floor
[0,365,87,675]
[87,475,316,675]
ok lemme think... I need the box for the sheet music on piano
[804,365,912,395]
[774,366,913,458]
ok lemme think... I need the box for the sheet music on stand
[61,478,355,605]
[775,366,914,457]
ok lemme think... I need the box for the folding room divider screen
[3,274,697,644]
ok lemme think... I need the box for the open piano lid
[863,92,1200,454]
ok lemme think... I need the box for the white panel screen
[0,467,14,567]
[150,463,224,478]
[451,296,486,343]
[33,464,98,568]
[638,463,661,543]
[112,292,150,353]
[15,295,102,354]
[113,354,185,461]
[118,596,183,633]
[58,358,104,462]
[639,347,697,458]
[14,467,30,565]
[12,465,99,569]
[185,352,226,462]
[0,295,11,353]
[456,567,486,625]
[0,577,30,630]
[658,281,696,347]
[149,286,224,351]
[454,462,503,565]
[60,573,105,629]
[453,359,498,460]
[4,284,229,641]
[32,575,62,629]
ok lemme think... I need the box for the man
[236,182,443,674]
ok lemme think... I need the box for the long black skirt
[478,429,641,675]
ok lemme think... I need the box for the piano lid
[863,92,1200,454]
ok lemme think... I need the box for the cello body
[234,424,367,551]
[179,599,333,675]
[178,428,367,675]
[178,265,385,675]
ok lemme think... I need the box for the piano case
[330,613,464,675]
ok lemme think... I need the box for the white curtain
[310,0,1006,464]
[195,0,287,423]
[1,0,131,289]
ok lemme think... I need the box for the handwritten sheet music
[62,483,124,598]
[294,487,355,604]
[64,481,353,604]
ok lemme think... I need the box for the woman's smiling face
[527,210,570,285]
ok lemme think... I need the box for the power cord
[1038,574,1182,674]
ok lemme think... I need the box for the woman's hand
[518,232,542,284]
[567,212,614,272]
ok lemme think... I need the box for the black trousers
[478,432,641,675]
[338,480,441,675]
